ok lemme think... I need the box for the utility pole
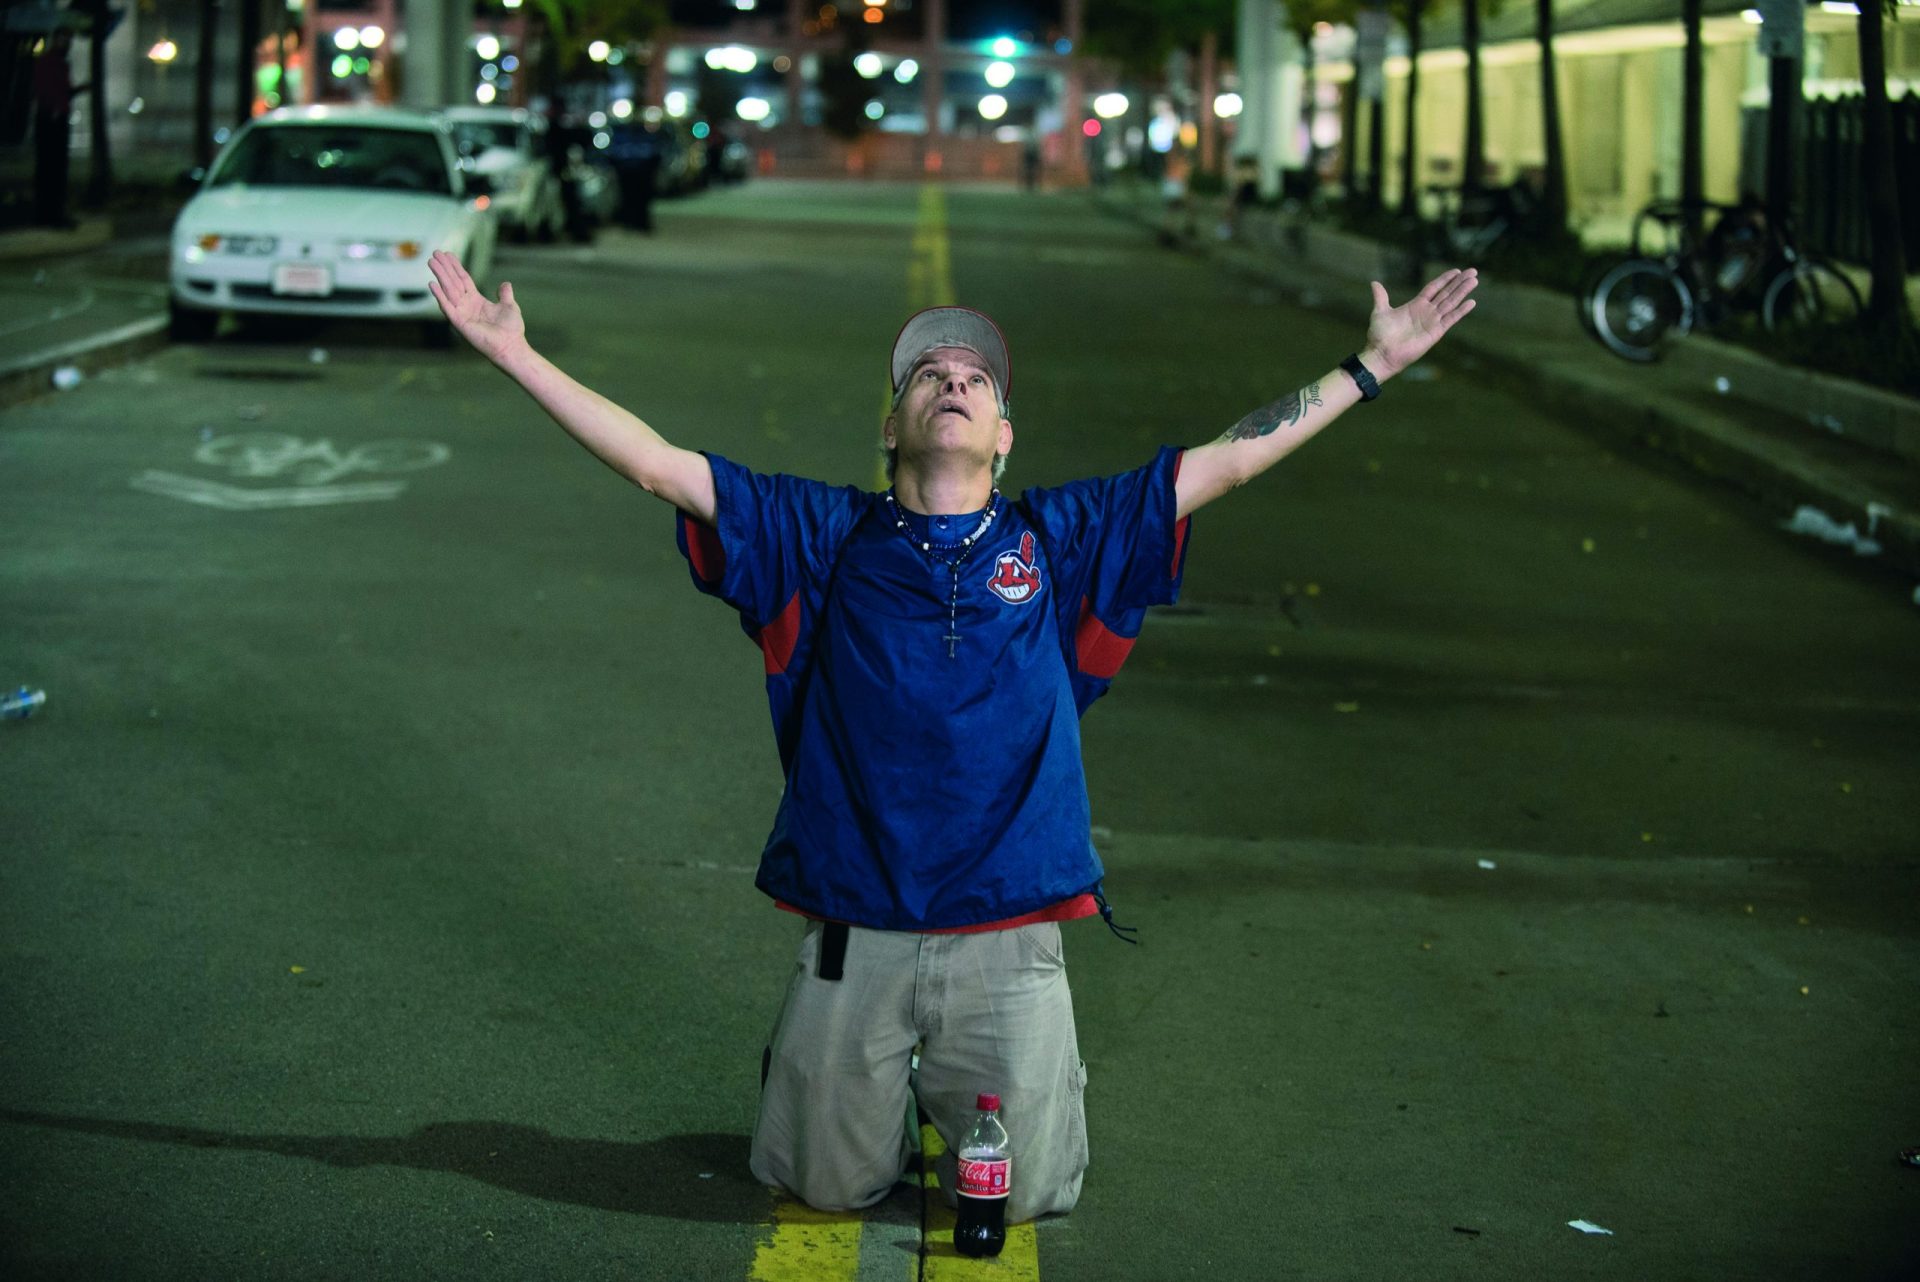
[1756,0,1802,224]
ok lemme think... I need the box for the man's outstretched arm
[1174,269,1479,520]
[428,251,718,525]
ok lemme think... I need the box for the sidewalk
[1095,182,1920,589]
[0,215,172,409]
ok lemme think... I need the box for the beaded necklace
[884,488,1001,658]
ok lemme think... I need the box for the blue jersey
[677,446,1191,930]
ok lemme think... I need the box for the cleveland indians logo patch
[987,532,1044,605]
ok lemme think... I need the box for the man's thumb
[1369,280,1389,312]
[499,282,515,307]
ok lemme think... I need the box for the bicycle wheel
[1589,259,1693,362]
[1761,258,1863,335]
[348,441,452,474]
[195,432,301,474]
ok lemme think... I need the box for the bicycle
[195,433,450,486]
[1582,199,1863,362]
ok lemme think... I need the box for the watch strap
[1341,353,1381,401]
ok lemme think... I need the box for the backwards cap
[889,306,1012,404]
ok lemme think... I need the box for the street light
[854,52,884,78]
[1093,92,1129,119]
[737,97,772,122]
[587,40,610,62]
[475,35,501,60]
[984,61,1014,89]
[1214,92,1243,119]
[894,58,918,83]
[979,94,1007,121]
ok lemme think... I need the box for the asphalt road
[2,181,1916,1282]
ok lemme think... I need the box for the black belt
[817,920,849,982]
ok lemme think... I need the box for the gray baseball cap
[889,306,1012,403]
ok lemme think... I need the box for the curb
[1095,191,1920,586]
[0,314,170,411]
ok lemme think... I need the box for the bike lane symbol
[132,433,452,510]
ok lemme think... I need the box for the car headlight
[193,233,280,255]
[339,240,424,261]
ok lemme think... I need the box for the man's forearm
[1175,358,1375,518]
[493,338,715,521]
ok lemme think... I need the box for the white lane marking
[131,470,408,509]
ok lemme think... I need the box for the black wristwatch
[1340,353,1381,402]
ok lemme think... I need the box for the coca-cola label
[956,1155,1010,1199]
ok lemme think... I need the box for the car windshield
[452,122,519,153]
[209,125,453,195]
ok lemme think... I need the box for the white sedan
[170,106,498,346]
[441,105,565,243]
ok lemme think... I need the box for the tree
[1461,0,1484,195]
[1082,0,1236,79]
[1532,0,1567,236]
[1681,0,1705,245]
[1396,0,1426,217]
[79,0,111,205]
[1857,0,1915,348]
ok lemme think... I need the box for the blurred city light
[588,40,610,62]
[706,45,757,73]
[502,0,520,8]
[1214,92,1243,118]
[692,121,711,139]
[984,61,1015,89]
[612,98,633,119]
[480,63,498,81]
[607,48,626,65]
[864,6,883,22]
[475,35,501,60]
[894,58,919,83]
[1082,118,1100,137]
[588,110,607,128]
[979,94,1007,121]
[854,52,884,78]
[147,39,178,63]
[1093,92,1129,119]
[665,90,691,117]
[476,83,497,103]
[1147,111,1176,153]
[991,37,1018,58]
[735,0,758,9]
[501,55,519,72]
[330,54,352,77]
[865,100,884,120]
[1819,1,1860,11]
[359,25,384,49]
[336,27,360,51]
[1741,8,1762,19]
[737,97,772,122]
[593,131,610,148]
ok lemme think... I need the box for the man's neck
[891,465,995,516]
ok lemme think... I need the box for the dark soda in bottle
[954,1092,1010,1258]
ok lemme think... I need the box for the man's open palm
[1364,268,1478,378]
[429,251,524,363]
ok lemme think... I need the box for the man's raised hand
[1360,268,1479,380]
[428,251,525,365]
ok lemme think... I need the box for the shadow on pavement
[1,1109,770,1222]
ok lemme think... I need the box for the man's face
[884,346,1012,477]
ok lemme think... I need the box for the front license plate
[272,263,333,296]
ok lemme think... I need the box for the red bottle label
[956,1156,1010,1199]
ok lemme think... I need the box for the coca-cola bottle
[953,1092,1010,1258]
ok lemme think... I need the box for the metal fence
[1796,92,1920,267]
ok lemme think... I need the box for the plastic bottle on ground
[954,1091,1010,1258]
[3,687,47,719]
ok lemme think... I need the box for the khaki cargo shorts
[749,919,1090,1224]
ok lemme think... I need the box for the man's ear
[882,413,897,450]
[997,419,1014,458]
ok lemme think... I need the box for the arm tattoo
[1221,381,1323,442]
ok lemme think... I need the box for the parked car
[441,105,565,243]
[169,106,498,346]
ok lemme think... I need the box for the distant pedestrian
[426,251,1477,1223]
[32,24,85,229]
[1022,136,1041,192]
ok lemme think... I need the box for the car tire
[169,299,218,343]
[421,319,455,349]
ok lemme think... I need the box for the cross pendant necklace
[885,488,1000,659]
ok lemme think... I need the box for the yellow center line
[748,1197,864,1281]
[882,184,960,490]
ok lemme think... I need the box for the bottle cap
[977,1093,1000,1112]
